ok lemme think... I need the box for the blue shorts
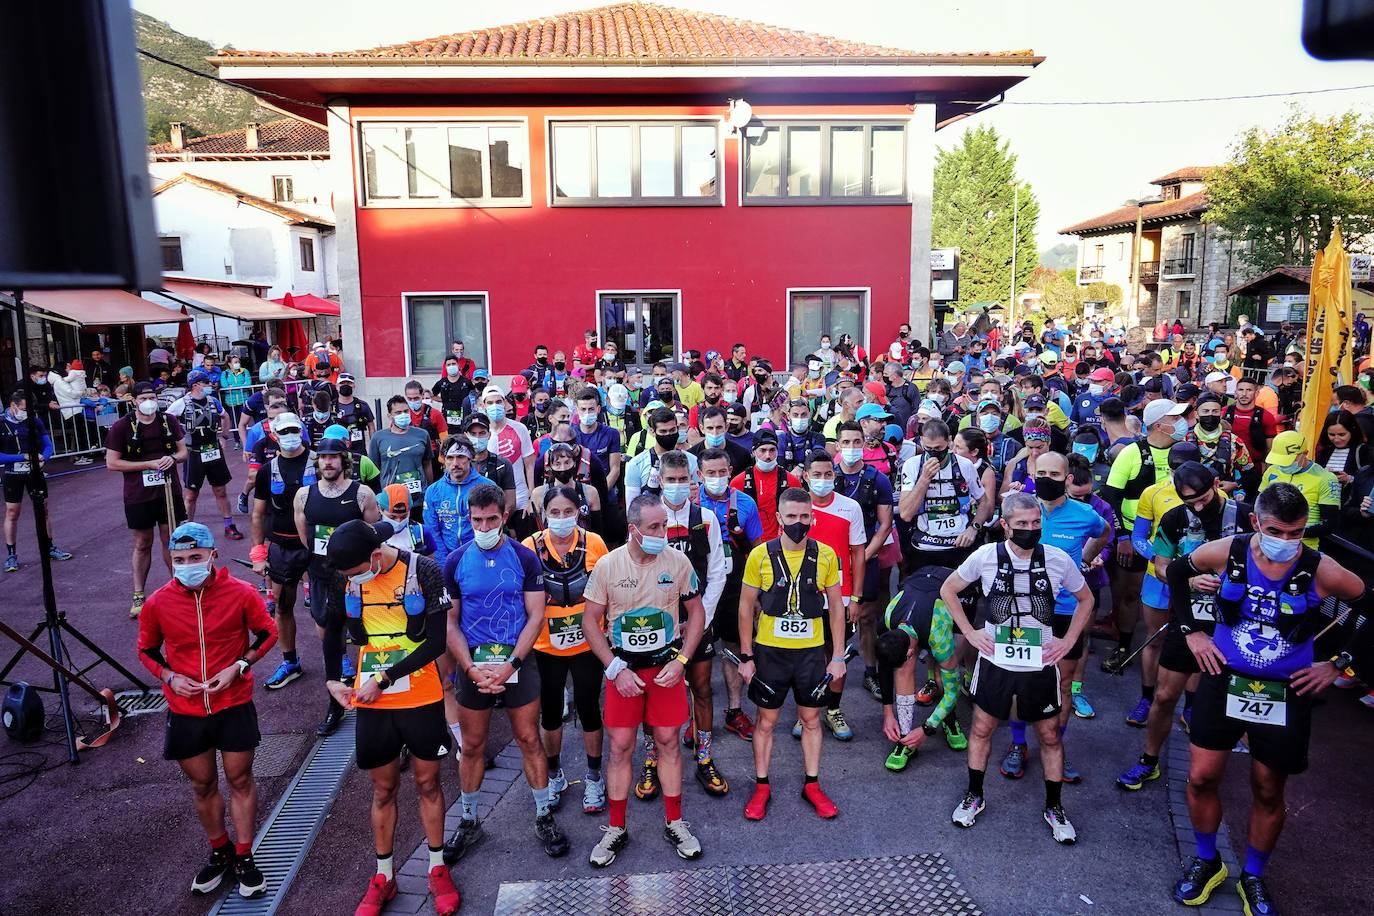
[1140,574,1168,611]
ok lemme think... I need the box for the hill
[1039,242,1077,271]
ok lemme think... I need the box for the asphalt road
[0,461,1370,916]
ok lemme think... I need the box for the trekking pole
[719,646,778,701]
[1110,623,1169,676]
[809,639,862,701]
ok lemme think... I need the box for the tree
[933,125,1041,311]
[1205,108,1374,272]
[1022,268,1123,329]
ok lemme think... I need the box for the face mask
[547,515,578,538]
[808,368,821,379]
[1277,461,1303,474]
[755,457,778,472]
[313,410,330,422]
[782,520,810,543]
[899,331,909,339]
[579,411,598,428]
[925,448,948,465]
[392,414,412,430]
[790,417,810,434]
[1196,415,1221,432]
[637,531,668,555]
[839,447,863,466]
[338,385,353,397]
[348,559,379,585]
[12,409,28,422]
[484,404,506,423]
[470,435,489,452]
[1025,410,1044,421]
[229,361,240,370]
[1034,476,1066,501]
[406,398,422,411]
[705,432,726,448]
[554,361,566,371]
[703,475,729,496]
[608,404,625,416]
[677,428,688,443]
[173,561,212,588]
[277,433,303,452]
[536,356,548,366]
[662,483,690,505]
[137,400,158,417]
[1009,528,1042,550]
[1088,384,1106,396]
[979,415,1002,434]
[722,390,737,404]
[1172,418,1190,441]
[809,477,835,498]
[911,358,924,368]
[1258,533,1300,563]
[474,526,503,550]
[446,366,459,377]
[1071,442,1099,462]
[551,467,576,483]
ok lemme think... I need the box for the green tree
[1205,108,1374,271]
[933,125,1041,310]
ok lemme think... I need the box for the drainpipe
[1197,221,1208,330]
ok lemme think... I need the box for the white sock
[896,695,916,735]
[428,845,444,870]
[377,853,393,879]
[449,722,462,747]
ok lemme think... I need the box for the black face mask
[1197,415,1221,432]
[1009,528,1042,550]
[925,448,948,465]
[782,520,809,543]
[535,356,548,366]
[728,423,744,435]
[554,361,566,371]
[339,385,353,397]
[1034,476,1066,501]
[551,467,576,483]
[704,394,720,405]
[655,433,679,452]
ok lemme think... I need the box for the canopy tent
[272,292,340,316]
[161,279,313,321]
[20,289,192,327]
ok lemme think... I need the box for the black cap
[465,413,491,431]
[754,429,778,448]
[132,381,155,396]
[326,519,392,570]
[1142,376,1165,394]
[316,436,349,455]
[1168,441,1202,468]
[1176,383,1201,401]
[726,403,747,418]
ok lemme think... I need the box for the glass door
[599,293,678,368]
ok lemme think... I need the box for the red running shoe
[724,708,755,742]
[429,865,461,916]
[802,782,838,819]
[354,874,396,916]
[743,783,771,820]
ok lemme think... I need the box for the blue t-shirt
[1040,497,1106,615]
[700,488,764,553]
[836,465,895,538]
[575,423,622,482]
[444,537,544,648]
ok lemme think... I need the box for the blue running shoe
[236,492,250,515]
[1125,697,1152,727]
[48,546,73,561]
[3,555,17,573]
[1062,759,1082,784]
[1173,856,1227,906]
[264,659,303,690]
[1071,692,1095,719]
[999,742,1028,779]
[1116,758,1161,791]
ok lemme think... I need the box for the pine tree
[933,125,1040,311]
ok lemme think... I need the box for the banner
[1299,226,1355,454]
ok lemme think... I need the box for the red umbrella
[272,292,339,316]
[275,317,311,362]
[175,306,195,359]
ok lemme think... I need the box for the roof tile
[1060,191,1209,236]
[1150,166,1215,185]
[148,118,327,158]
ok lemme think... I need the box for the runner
[624,406,699,501]
[899,419,989,572]
[322,520,460,916]
[137,523,276,900]
[736,487,847,819]
[581,493,707,868]
[730,430,800,542]
[1257,430,1341,549]
[940,492,1094,843]
[166,371,242,540]
[1166,483,1365,912]
[479,385,537,539]
[2,389,74,572]
[442,483,570,862]
[334,373,375,455]
[105,382,189,618]
[1064,455,1115,719]
[369,397,434,522]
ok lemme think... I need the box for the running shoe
[74,455,94,465]
[1126,697,1152,727]
[681,722,695,749]
[582,775,607,814]
[264,659,303,690]
[236,492,249,514]
[1100,646,1131,674]
[1043,805,1077,844]
[695,758,728,796]
[589,825,629,868]
[802,782,838,819]
[1071,692,1096,719]
[634,757,660,801]
[1179,706,1193,734]
[129,592,144,619]
[1361,690,1374,709]
[999,742,1029,779]
[224,524,244,541]
[663,819,703,860]
[1172,856,1227,906]
[885,742,916,772]
[1062,759,1082,785]
[190,845,235,894]
[744,783,771,820]
[944,720,968,751]
[341,653,356,686]
[824,708,854,741]
[1236,870,1276,916]
[1116,758,1161,791]
[862,671,883,701]
[441,818,483,865]
[428,866,460,916]
[547,769,568,810]
[234,854,266,899]
[916,678,939,706]
[3,555,17,574]
[951,792,985,828]
[315,704,345,737]
[724,708,755,742]
[48,546,73,561]
[791,719,803,739]
[354,874,396,916]
[535,812,570,857]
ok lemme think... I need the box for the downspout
[1196,221,1208,330]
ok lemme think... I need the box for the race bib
[349,427,363,442]
[772,616,816,642]
[397,470,423,494]
[142,469,166,487]
[1225,675,1286,726]
[472,643,518,683]
[1191,593,1216,623]
[359,647,411,695]
[446,411,462,427]
[312,524,336,557]
[618,611,668,653]
[199,446,222,463]
[6,462,30,475]
[994,625,1043,670]
[547,613,587,651]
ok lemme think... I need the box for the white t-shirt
[955,542,1085,671]
[899,452,985,547]
[491,419,535,509]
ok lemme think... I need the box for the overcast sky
[133,0,1374,252]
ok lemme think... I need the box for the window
[1117,240,1126,261]
[407,295,489,373]
[272,176,294,203]
[1162,184,1180,201]
[789,290,865,366]
[1093,244,1104,265]
[361,121,529,206]
[550,121,720,205]
[299,237,315,272]
[743,122,906,204]
[1176,290,1192,320]
[599,293,678,366]
[160,237,183,272]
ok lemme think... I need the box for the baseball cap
[670,362,689,374]
[271,412,303,433]
[1176,383,1201,401]
[473,368,490,380]
[1204,371,1230,385]
[1169,441,1203,466]
[1142,376,1165,394]
[1023,394,1047,410]
[1089,367,1115,383]
[337,372,356,385]
[1038,351,1059,365]
[917,399,942,418]
[465,413,490,431]
[978,398,1003,413]
[316,436,349,455]
[169,522,215,550]
[855,403,892,421]
[509,375,529,392]
[946,360,967,375]
[754,429,778,448]
[1141,399,1187,428]
[726,403,748,419]
[187,370,210,385]
[377,484,410,512]
[324,424,350,440]
[607,383,630,408]
[326,519,393,570]
[1265,430,1306,466]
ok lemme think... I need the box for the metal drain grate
[209,712,356,916]
[494,853,982,916]
[251,733,309,779]
[110,688,167,719]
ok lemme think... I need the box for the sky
[132,0,1374,253]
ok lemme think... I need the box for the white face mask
[137,400,158,417]
[11,409,28,422]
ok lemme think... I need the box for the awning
[19,289,192,327]
[272,292,340,316]
[162,279,313,321]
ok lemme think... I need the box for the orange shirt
[353,558,443,710]
[523,529,609,656]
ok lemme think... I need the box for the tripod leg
[57,616,152,691]
[48,617,81,765]
[0,618,51,684]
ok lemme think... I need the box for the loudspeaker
[2,682,44,743]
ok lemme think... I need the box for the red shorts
[603,665,689,730]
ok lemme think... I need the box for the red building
[215,3,1038,394]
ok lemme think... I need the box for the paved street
[0,462,1370,916]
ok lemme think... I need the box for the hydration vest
[741,465,789,508]
[839,464,882,536]
[121,413,176,459]
[668,503,712,619]
[1121,439,1162,501]
[758,538,825,622]
[533,529,589,608]
[1214,534,1323,644]
[343,551,424,645]
[983,543,1056,627]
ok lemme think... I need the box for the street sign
[930,248,958,271]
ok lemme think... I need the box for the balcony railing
[1078,265,1104,282]
[1138,260,1159,283]
[1162,257,1195,278]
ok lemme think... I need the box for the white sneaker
[663,818,702,860]
[1043,805,1077,844]
[951,792,985,828]
[583,775,607,814]
[547,769,568,809]
[589,825,629,868]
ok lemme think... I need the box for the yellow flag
[1299,226,1355,453]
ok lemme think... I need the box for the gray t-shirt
[367,426,431,498]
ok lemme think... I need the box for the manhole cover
[251,732,309,779]
[110,689,167,719]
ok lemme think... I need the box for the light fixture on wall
[725,98,753,135]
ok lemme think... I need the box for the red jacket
[138,566,277,716]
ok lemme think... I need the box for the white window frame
[545,116,724,207]
[272,175,294,203]
[401,291,492,373]
[357,117,532,209]
[594,289,683,368]
[738,117,909,206]
[784,287,871,369]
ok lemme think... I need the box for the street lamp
[1124,195,1162,330]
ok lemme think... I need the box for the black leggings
[534,650,604,733]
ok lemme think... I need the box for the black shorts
[713,579,742,645]
[688,624,717,664]
[970,656,1061,722]
[355,701,450,770]
[1159,626,1202,675]
[749,643,828,710]
[2,472,40,504]
[455,657,542,711]
[124,492,187,531]
[1188,671,1313,775]
[267,540,310,586]
[185,453,233,490]
[1051,615,1085,662]
[164,701,260,761]
[860,558,890,604]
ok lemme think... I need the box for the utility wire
[137,47,326,110]
[954,83,1374,107]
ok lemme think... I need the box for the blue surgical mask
[809,477,835,498]
[547,515,578,538]
[1277,461,1303,474]
[638,532,668,555]
[406,398,422,411]
[470,436,489,452]
[839,447,863,466]
[474,526,503,550]
[1172,418,1189,441]
[348,560,378,585]
[277,433,303,452]
[705,432,726,448]
[313,410,330,422]
[392,414,412,430]
[979,414,1002,434]
[173,561,211,589]
[755,457,777,472]
[609,404,625,416]
[1258,533,1300,563]
[790,417,810,434]
[484,404,506,423]
[1072,442,1099,463]
[662,483,691,505]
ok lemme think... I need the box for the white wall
[148,158,333,221]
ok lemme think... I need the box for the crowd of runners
[5,313,1374,916]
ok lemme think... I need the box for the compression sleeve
[1167,554,1201,629]
[924,665,962,732]
[1131,513,1155,560]
[922,604,959,730]
[381,608,446,683]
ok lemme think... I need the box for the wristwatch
[737,652,754,663]
[509,655,524,671]
[374,671,392,689]
[1331,651,1354,672]
[235,658,250,676]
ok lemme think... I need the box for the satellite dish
[727,99,753,132]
